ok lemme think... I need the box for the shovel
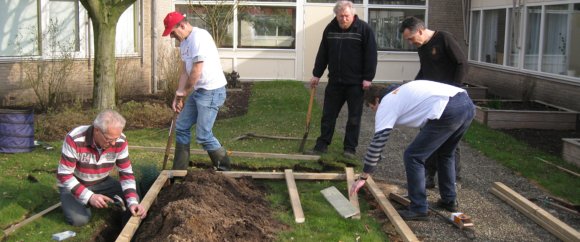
[162,97,182,170]
[298,86,316,153]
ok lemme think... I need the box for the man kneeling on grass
[350,81,475,220]
[56,109,147,226]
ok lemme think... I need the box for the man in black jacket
[307,0,377,158]
[400,16,468,188]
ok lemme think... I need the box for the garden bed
[562,138,580,167]
[474,100,579,130]
[463,83,488,100]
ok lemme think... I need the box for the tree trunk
[92,21,117,109]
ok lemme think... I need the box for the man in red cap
[162,11,231,171]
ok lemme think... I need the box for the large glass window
[369,9,425,51]
[0,0,39,56]
[506,7,522,67]
[480,9,505,64]
[115,4,138,54]
[308,0,361,3]
[49,0,80,52]
[238,6,296,48]
[176,4,234,48]
[524,6,541,71]
[470,3,580,79]
[541,4,568,75]
[469,11,480,61]
[369,0,425,5]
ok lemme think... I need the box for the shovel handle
[162,96,182,170]
[305,86,316,131]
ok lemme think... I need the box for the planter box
[463,83,488,100]
[474,100,579,130]
[562,138,580,167]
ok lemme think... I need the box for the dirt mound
[134,170,287,242]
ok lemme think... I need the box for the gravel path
[309,83,579,241]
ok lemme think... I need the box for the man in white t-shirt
[350,81,475,220]
[162,11,230,171]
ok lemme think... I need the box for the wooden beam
[130,146,320,161]
[285,169,305,223]
[490,182,580,242]
[365,177,419,242]
[535,157,580,178]
[3,202,61,236]
[116,170,186,242]
[345,167,361,219]
[219,171,346,180]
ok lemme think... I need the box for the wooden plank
[491,182,580,242]
[219,171,346,180]
[487,112,576,122]
[345,167,361,219]
[490,188,572,241]
[535,157,580,178]
[321,186,358,218]
[485,120,576,130]
[365,177,419,242]
[130,146,320,161]
[285,169,305,223]
[562,139,580,167]
[3,202,62,236]
[116,170,186,242]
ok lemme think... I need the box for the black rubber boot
[208,147,231,171]
[172,143,190,170]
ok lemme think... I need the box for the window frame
[367,3,428,53]
[469,2,580,82]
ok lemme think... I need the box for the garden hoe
[298,86,316,153]
[162,97,182,170]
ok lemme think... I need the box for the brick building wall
[428,0,468,54]
[468,65,580,112]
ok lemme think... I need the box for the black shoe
[343,150,357,159]
[397,209,428,221]
[303,149,325,155]
[436,199,458,212]
[425,175,435,189]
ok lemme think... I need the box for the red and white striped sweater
[56,125,139,206]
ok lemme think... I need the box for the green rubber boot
[172,143,190,170]
[207,147,231,171]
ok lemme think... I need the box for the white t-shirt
[180,27,227,90]
[374,80,466,132]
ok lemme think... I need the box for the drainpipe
[151,0,158,93]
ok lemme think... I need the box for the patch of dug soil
[134,170,287,242]
[218,82,252,120]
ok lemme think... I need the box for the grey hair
[93,109,126,132]
[334,0,356,15]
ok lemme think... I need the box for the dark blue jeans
[403,92,475,213]
[315,83,364,152]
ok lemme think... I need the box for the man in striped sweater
[350,81,475,220]
[57,109,146,226]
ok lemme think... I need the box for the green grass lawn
[1,80,579,241]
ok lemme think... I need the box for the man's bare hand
[173,91,186,113]
[88,194,114,209]
[310,77,320,88]
[129,204,147,219]
[362,80,372,90]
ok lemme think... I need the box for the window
[115,4,139,54]
[480,9,505,64]
[369,9,424,51]
[469,11,480,61]
[470,3,580,79]
[238,6,295,48]
[308,0,361,3]
[176,5,234,48]
[524,6,541,71]
[49,0,80,52]
[368,1,426,52]
[505,7,522,67]
[0,0,39,56]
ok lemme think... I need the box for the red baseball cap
[162,11,185,37]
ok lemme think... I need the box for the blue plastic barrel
[0,109,35,153]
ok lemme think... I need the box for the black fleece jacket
[312,15,377,85]
[415,31,468,86]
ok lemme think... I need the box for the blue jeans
[175,86,226,151]
[403,92,475,213]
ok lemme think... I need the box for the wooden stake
[535,157,580,178]
[3,202,61,236]
[219,171,345,180]
[285,169,305,223]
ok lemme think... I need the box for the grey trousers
[59,176,125,226]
